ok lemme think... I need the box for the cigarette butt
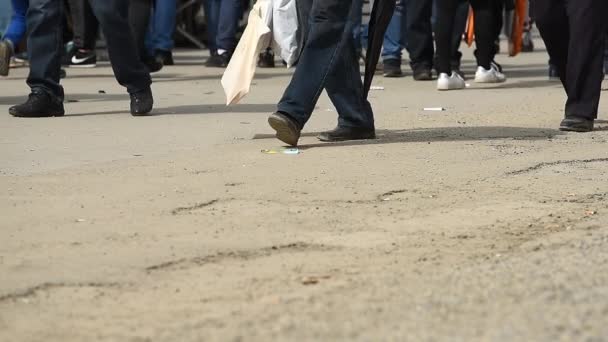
[423,107,445,111]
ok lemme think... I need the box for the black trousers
[129,0,154,59]
[534,0,608,119]
[67,0,98,50]
[406,0,434,71]
[26,0,151,99]
[435,0,502,74]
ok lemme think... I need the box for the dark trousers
[406,0,433,70]
[67,0,98,50]
[277,0,374,130]
[204,0,241,54]
[435,0,501,74]
[27,0,151,99]
[129,0,153,59]
[534,0,608,119]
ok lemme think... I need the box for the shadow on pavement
[255,126,564,148]
[63,103,276,117]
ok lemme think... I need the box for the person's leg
[382,0,407,64]
[25,0,64,99]
[215,0,241,54]
[1,0,28,76]
[433,0,457,75]
[151,0,176,56]
[562,0,608,121]
[89,0,152,95]
[534,0,569,87]
[325,3,374,130]
[449,0,468,72]
[129,0,153,61]
[9,0,65,117]
[3,0,29,45]
[204,0,220,55]
[277,0,367,127]
[405,0,434,77]
[470,0,500,70]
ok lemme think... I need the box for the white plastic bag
[271,0,299,67]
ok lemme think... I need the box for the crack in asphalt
[145,242,341,273]
[506,158,608,175]
[0,282,123,303]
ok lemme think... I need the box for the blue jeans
[278,0,374,129]
[204,0,241,53]
[146,0,176,53]
[2,0,28,46]
[382,0,407,61]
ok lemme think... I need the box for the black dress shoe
[9,91,65,117]
[412,67,433,81]
[318,126,376,142]
[268,111,301,146]
[383,59,403,77]
[130,88,154,116]
[559,117,594,132]
[258,49,275,68]
[155,50,174,66]
[143,56,163,73]
[205,52,230,68]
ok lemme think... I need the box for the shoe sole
[383,72,403,78]
[317,132,376,142]
[559,126,592,133]
[268,115,299,147]
[0,42,10,76]
[9,110,65,118]
[69,64,97,68]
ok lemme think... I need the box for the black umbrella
[364,0,396,98]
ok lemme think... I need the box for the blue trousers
[146,0,176,53]
[204,0,241,54]
[382,0,407,61]
[278,0,374,130]
[2,0,29,46]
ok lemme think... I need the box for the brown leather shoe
[318,126,376,142]
[268,112,301,146]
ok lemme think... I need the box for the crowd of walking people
[0,0,607,139]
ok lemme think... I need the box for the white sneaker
[474,65,506,83]
[437,72,466,91]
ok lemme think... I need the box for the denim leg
[278,0,373,129]
[151,0,176,52]
[326,30,374,129]
[382,0,407,61]
[89,0,151,94]
[204,0,219,53]
[26,0,64,99]
[215,0,241,52]
[3,0,29,46]
[352,0,363,51]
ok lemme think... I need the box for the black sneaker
[205,52,230,68]
[559,117,594,132]
[155,50,174,66]
[0,40,12,76]
[69,49,97,68]
[258,49,275,68]
[412,67,433,81]
[383,59,402,77]
[9,91,65,118]
[130,88,154,116]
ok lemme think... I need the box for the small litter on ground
[261,147,301,155]
[370,86,385,91]
[423,107,445,111]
